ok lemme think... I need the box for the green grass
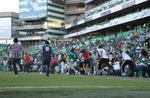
[0,72,150,98]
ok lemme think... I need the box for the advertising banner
[122,0,135,9]
[19,0,47,20]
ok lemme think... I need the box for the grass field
[0,72,150,98]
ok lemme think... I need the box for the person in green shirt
[66,48,78,75]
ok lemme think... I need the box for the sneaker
[88,72,90,75]
[15,75,18,77]
[121,73,126,76]
[40,72,43,74]
[78,72,81,75]
[66,72,69,75]
[93,71,96,75]
[75,71,78,75]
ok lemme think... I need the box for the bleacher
[70,23,150,48]
[84,25,149,45]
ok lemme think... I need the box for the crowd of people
[49,28,150,78]
[0,27,150,78]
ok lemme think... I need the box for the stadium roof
[0,12,19,18]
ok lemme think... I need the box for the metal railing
[13,24,45,30]
[65,0,85,4]
[65,9,85,14]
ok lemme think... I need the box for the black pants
[12,58,20,75]
[98,58,113,70]
[42,58,51,76]
[122,60,135,76]
[148,66,150,77]
[7,59,12,71]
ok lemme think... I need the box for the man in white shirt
[121,50,135,77]
[97,45,113,75]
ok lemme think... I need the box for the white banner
[64,8,150,38]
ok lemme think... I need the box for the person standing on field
[41,40,52,77]
[24,52,31,73]
[7,38,24,77]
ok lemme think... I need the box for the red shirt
[89,40,91,44]
[51,57,58,63]
[82,53,89,60]
[25,54,31,63]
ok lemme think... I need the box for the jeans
[24,63,31,72]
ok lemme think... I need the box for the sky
[0,0,19,13]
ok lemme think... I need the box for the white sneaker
[78,72,81,75]
[122,73,126,76]
[66,72,69,75]
[15,75,18,77]
[93,71,96,75]
[75,71,78,75]
[40,72,43,74]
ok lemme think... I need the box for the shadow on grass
[0,90,150,98]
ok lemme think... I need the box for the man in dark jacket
[41,40,52,76]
